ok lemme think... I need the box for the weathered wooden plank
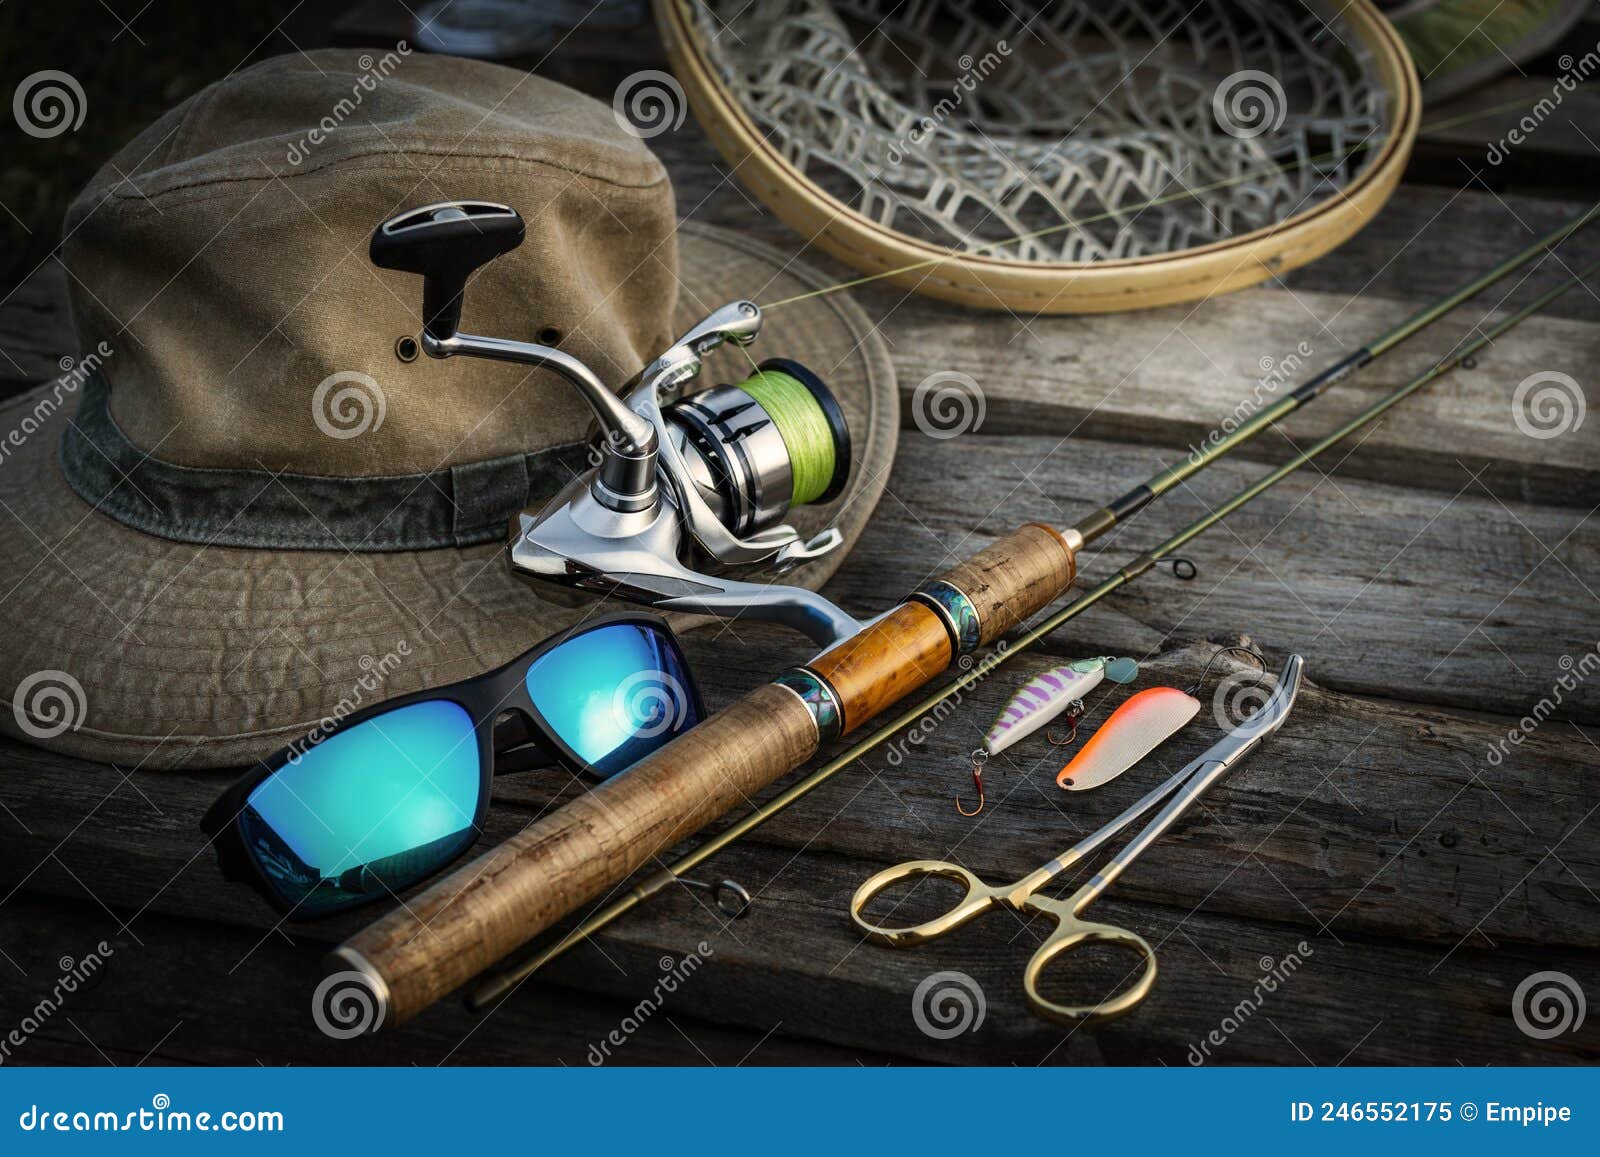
[541,839,1600,1066]
[3,728,1593,1066]
[0,894,899,1066]
[821,432,1599,721]
[2,2,1594,1068]
[2,636,1594,1001]
[858,283,1597,505]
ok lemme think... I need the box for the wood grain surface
[0,4,1596,1067]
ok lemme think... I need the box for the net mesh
[687,0,1390,262]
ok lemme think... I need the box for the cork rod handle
[331,523,1076,1026]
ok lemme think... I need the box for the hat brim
[0,223,896,768]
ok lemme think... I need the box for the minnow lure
[1055,686,1200,792]
[983,656,1140,756]
[957,657,1139,815]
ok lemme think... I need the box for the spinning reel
[371,201,865,646]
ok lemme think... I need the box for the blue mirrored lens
[239,700,482,914]
[525,622,700,777]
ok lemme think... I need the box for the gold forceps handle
[850,860,1008,946]
[1013,757,1233,1024]
[1019,655,1305,1023]
[1020,906,1159,1025]
[1010,761,1241,1025]
[850,762,1205,948]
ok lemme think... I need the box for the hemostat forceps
[850,655,1304,1025]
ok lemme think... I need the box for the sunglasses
[203,612,703,919]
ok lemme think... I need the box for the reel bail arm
[371,200,862,646]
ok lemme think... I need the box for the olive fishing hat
[0,50,896,769]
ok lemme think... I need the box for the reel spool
[666,358,851,540]
[371,200,865,647]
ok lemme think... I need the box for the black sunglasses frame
[201,610,704,919]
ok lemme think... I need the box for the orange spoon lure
[1055,686,1200,792]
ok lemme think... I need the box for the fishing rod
[467,242,1600,1006]
[331,208,1597,1028]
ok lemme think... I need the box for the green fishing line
[738,369,836,506]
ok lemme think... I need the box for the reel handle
[370,201,525,340]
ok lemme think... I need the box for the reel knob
[370,201,525,340]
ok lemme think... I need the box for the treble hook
[955,750,988,816]
[1045,699,1085,746]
